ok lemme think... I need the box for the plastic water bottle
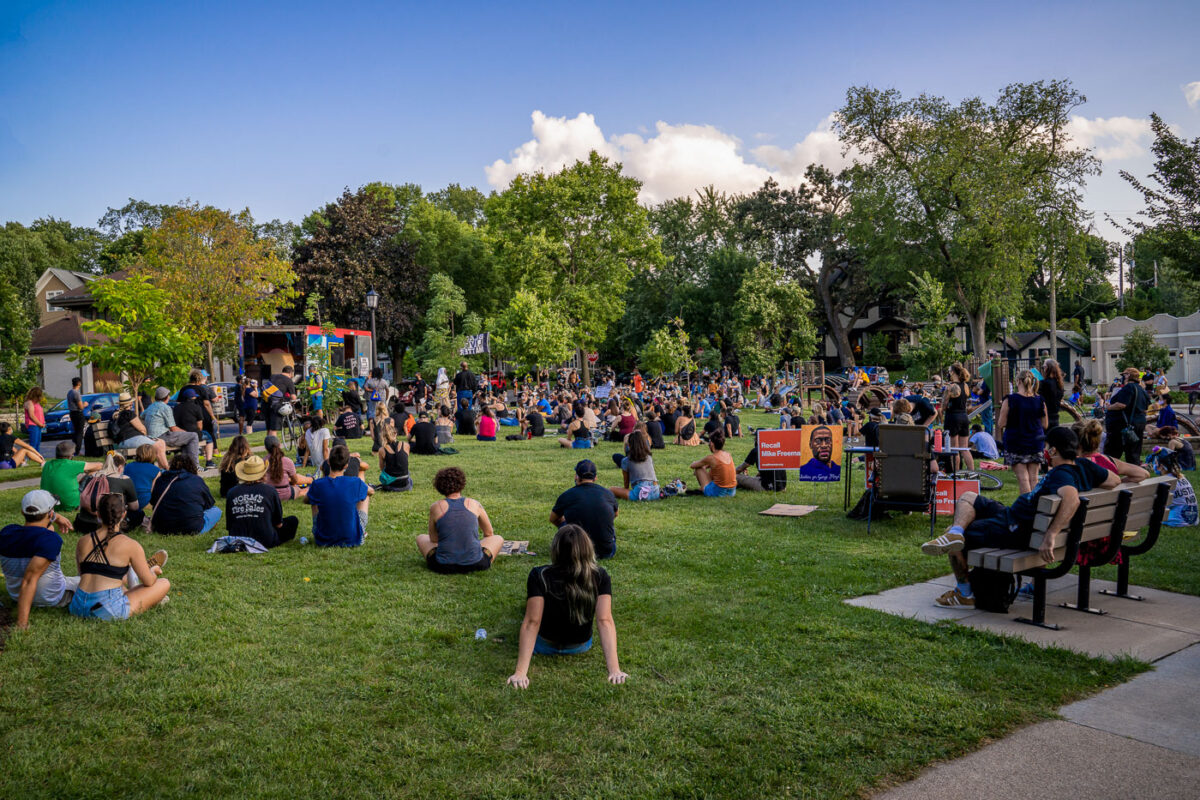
[299,536,309,545]
[474,628,487,640]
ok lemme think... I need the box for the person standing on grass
[1,490,77,630]
[507,524,627,688]
[304,445,372,548]
[226,455,299,548]
[417,466,503,573]
[66,376,86,455]
[690,430,737,497]
[23,386,46,454]
[1103,367,1150,464]
[453,361,476,409]
[70,494,170,621]
[261,365,298,440]
[550,460,618,559]
[996,369,1048,495]
[919,426,1118,608]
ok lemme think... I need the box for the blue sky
[2,0,1198,240]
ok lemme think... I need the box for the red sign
[587,351,599,363]
[756,428,808,470]
[935,478,980,515]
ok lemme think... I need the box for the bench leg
[1060,565,1106,615]
[1098,560,1144,601]
[1015,575,1060,630]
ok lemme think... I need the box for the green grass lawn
[3,419,1192,799]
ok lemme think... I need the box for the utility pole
[1118,245,1124,310]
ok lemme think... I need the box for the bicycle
[945,469,1004,491]
[277,401,300,452]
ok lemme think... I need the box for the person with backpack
[39,440,102,513]
[75,453,144,534]
[919,426,1120,608]
[260,365,297,440]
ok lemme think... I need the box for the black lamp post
[365,288,379,376]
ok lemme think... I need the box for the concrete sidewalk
[873,635,1200,799]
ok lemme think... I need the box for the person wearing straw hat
[112,392,170,469]
[225,455,298,549]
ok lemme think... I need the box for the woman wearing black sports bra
[69,494,170,621]
[557,404,593,449]
[674,405,700,446]
[940,363,974,471]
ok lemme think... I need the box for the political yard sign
[756,425,842,482]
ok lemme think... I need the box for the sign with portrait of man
[798,424,842,482]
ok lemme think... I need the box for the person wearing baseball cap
[225,455,298,549]
[0,489,76,629]
[549,459,618,559]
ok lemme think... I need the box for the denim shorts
[630,480,660,501]
[534,635,593,655]
[69,586,130,620]
[703,482,736,497]
[572,439,593,449]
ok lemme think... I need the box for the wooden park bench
[966,475,1176,630]
[91,423,181,461]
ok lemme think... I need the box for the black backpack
[968,569,1020,613]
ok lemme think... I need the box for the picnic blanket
[498,540,535,556]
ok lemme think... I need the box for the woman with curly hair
[417,467,503,573]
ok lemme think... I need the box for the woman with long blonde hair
[941,363,973,470]
[507,524,627,689]
[996,369,1048,493]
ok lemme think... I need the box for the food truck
[239,325,374,386]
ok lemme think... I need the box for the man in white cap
[0,490,77,629]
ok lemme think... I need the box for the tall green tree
[134,203,298,373]
[412,273,485,374]
[836,80,1098,354]
[490,290,573,373]
[292,186,428,366]
[485,151,665,385]
[1115,326,1171,373]
[731,262,817,376]
[900,272,963,380]
[1117,113,1200,276]
[638,317,696,377]
[69,275,198,399]
[426,183,488,227]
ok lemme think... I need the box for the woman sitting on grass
[0,421,45,469]
[149,454,221,535]
[264,434,311,501]
[417,467,503,573]
[557,404,593,449]
[507,524,627,689]
[435,405,455,445]
[609,427,659,501]
[69,493,169,621]
[377,418,413,492]
[217,435,253,498]
[674,404,700,446]
[477,406,498,441]
[124,443,162,511]
[689,430,737,497]
[305,412,332,472]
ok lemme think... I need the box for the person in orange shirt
[689,430,737,497]
[632,371,644,397]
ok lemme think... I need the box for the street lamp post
[366,288,379,377]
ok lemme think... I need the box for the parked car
[44,393,121,439]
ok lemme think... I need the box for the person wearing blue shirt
[1,489,79,629]
[536,395,552,415]
[123,444,163,510]
[304,445,372,547]
[967,424,1000,460]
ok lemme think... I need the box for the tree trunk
[580,348,591,387]
[967,311,987,358]
[205,341,215,377]
[818,265,855,367]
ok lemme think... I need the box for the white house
[1090,311,1200,386]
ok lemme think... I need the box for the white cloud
[1067,115,1153,161]
[1185,81,1200,109]
[485,111,849,203]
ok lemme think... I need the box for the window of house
[45,290,64,312]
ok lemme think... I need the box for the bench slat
[967,548,1001,568]
[1038,488,1118,516]
[1032,493,1157,533]
[999,548,1066,573]
[1029,520,1115,549]
[986,548,1026,570]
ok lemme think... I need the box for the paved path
[875,644,1200,799]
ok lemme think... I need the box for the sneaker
[935,588,974,608]
[921,531,965,555]
[205,460,215,469]
[1017,581,1035,600]
[147,549,168,570]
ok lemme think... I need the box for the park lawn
[0,424,1174,800]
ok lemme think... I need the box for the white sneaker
[920,531,965,555]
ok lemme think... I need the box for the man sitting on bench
[919,426,1120,608]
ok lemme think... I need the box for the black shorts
[265,407,282,430]
[964,495,1030,550]
[425,550,492,574]
[944,412,970,437]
